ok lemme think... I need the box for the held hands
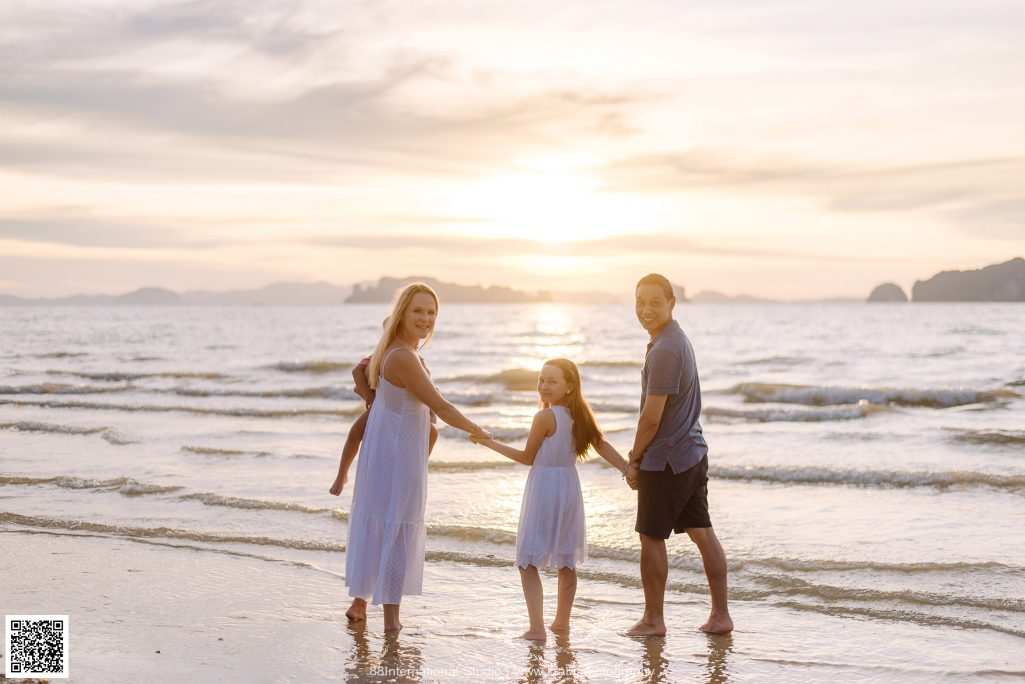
[469,427,494,443]
[624,463,640,490]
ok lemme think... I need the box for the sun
[447,171,637,243]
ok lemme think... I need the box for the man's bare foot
[699,614,733,634]
[519,628,547,641]
[345,598,367,621]
[549,620,569,631]
[625,618,667,637]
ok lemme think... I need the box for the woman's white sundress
[345,348,431,605]
[516,405,587,570]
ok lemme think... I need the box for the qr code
[5,615,69,679]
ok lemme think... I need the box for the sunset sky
[2,0,1024,299]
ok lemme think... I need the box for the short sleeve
[645,348,683,395]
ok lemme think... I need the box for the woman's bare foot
[549,620,569,631]
[699,613,733,634]
[519,628,547,641]
[345,598,367,621]
[625,618,667,637]
[383,621,403,633]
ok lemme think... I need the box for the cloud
[0,215,224,248]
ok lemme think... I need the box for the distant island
[867,257,1025,302]
[347,276,550,304]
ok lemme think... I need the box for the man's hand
[625,463,640,490]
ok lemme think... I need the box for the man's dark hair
[635,273,674,300]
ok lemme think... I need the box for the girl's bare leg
[550,567,576,630]
[518,566,547,640]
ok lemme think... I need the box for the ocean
[2,303,1024,682]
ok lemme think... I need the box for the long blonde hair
[539,358,604,459]
[367,282,439,389]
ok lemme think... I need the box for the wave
[442,368,538,391]
[0,512,344,552]
[0,475,182,496]
[172,386,354,400]
[181,445,273,457]
[703,401,888,423]
[735,355,807,367]
[0,382,132,395]
[741,556,1022,576]
[727,382,1020,408]
[179,492,334,515]
[709,464,1025,491]
[428,460,518,472]
[0,420,135,445]
[47,370,229,382]
[0,398,362,419]
[33,352,89,359]
[268,360,353,374]
[578,360,642,369]
[947,428,1025,448]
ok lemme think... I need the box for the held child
[329,352,438,622]
[471,358,628,640]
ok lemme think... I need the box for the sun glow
[447,172,639,243]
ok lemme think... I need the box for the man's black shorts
[635,455,711,539]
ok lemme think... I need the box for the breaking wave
[728,382,1019,408]
[703,401,888,423]
[0,398,362,419]
[47,370,229,382]
[0,421,135,445]
[0,383,130,395]
[709,464,1025,491]
[0,475,182,496]
[947,428,1025,448]
[268,361,353,374]
[181,446,273,458]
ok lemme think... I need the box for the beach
[3,303,1025,682]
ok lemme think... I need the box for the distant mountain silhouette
[347,276,551,303]
[867,283,908,302]
[912,258,1025,302]
[690,290,773,304]
[0,281,352,306]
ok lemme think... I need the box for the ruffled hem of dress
[514,551,585,571]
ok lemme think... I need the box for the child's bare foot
[549,620,569,631]
[699,613,733,634]
[625,618,667,637]
[345,598,367,621]
[519,628,547,641]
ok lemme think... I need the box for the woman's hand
[329,472,348,496]
[469,428,493,443]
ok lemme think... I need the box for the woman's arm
[388,349,491,438]
[595,439,628,474]
[471,410,555,466]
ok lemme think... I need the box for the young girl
[471,358,628,640]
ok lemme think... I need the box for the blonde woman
[344,282,492,632]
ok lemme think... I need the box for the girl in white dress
[472,358,629,640]
[344,283,492,632]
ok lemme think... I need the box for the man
[625,273,733,636]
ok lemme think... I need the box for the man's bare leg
[626,533,668,636]
[686,527,733,634]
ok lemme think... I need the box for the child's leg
[550,567,577,630]
[518,565,547,640]
[428,424,438,455]
[330,411,368,495]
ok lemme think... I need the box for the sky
[2,0,1024,299]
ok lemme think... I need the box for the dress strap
[381,346,413,375]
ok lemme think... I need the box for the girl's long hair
[540,358,604,459]
[367,282,439,390]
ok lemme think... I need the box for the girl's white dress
[345,349,431,605]
[516,405,587,570]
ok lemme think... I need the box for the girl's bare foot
[549,620,569,631]
[519,628,547,641]
[345,598,367,621]
[699,613,733,634]
[625,618,667,637]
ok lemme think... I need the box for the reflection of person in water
[344,625,424,684]
[639,636,670,683]
[705,633,734,684]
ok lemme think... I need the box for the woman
[344,282,491,632]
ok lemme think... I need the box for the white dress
[516,405,588,570]
[345,349,431,605]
